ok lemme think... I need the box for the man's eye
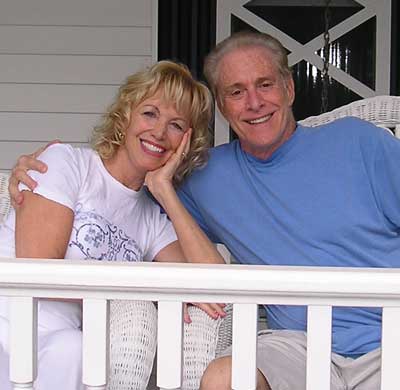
[232,90,242,96]
[260,82,272,89]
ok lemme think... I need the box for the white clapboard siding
[0,26,152,56]
[1,84,119,113]
[0,0,152,26]
[0,0,156,171]
[0,55,152,85]
[0,142,89,171]
[0,113,102,142]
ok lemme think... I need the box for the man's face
[217,45,296,160]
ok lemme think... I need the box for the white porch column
[157,301,183,390]
[306,305,332,390]
[9,296,38,390]
[381,307,400,390]
[82,299,109,390]
[232,303,258,390]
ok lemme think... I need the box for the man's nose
[246,89,264,111]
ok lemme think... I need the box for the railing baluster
[381,307,400,390]
[9,296,38,390]
[157,301,183,390]
[306,305,332,390]
[82,299,109,390]
[232,303,258,390]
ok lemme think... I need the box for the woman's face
[116,91,191,184]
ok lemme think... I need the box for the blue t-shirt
[178,117,400,357]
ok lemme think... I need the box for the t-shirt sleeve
[19,144,81,211]
[145,208,178,261]
[361,122,400,228]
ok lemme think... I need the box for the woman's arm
[146,131,225,265]
[152,186,225,265]
[148,132,226,321]
[154,240,226,322]
[16,191,78,303]
[15,191,73,258]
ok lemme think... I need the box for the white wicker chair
[298,95,400,134]
[0,172,11,223]
[108,300,158,390]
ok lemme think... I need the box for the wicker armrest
[182,304,232,390]
[0,172,11,224]
[298,95,400,130]
[108,300,157,390]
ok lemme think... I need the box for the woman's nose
[152,122,167,139]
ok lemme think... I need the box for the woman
[0,60,225,390]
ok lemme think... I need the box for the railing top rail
[0,258,400,307]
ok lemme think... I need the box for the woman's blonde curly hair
[91,60,213,187]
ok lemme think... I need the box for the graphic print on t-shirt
[69,203,143,261]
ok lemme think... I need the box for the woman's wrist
[149,181,175,208]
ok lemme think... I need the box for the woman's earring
[115,130,125,144]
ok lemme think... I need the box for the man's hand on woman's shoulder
[9,140,60,207]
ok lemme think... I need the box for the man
[9,31,400,390]
[176,31,400,390]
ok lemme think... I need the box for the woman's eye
[143,111,156,118]
[171,122,183,131]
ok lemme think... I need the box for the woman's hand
[183,302,226,324]
[9,140,59,207]
[144,129,191,205]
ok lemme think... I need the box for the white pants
[0,300,84,390]
[0,299,159,390]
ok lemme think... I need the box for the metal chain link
[321,0,331,113]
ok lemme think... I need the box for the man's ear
[285,76,295,106]
[216,93,225,116]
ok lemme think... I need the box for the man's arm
[9,140,59,206]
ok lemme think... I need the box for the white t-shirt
[0,144,177,261]
[0,145,177,337]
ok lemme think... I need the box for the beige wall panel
[0,113,101,142]
[0,55,152,84]
[0,142,88,171]
[0,0,152,26]
[0,26,152,55]
[0,84,119,113]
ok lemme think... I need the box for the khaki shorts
[220,329,380,390]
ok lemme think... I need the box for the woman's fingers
[183,303,192,324]
[191,302,227,320]
[183,302,227,324]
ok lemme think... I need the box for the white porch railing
[1,259,400,390]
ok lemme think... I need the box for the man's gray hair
[204,31,292,99]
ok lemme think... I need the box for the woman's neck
[101,153,144,191]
